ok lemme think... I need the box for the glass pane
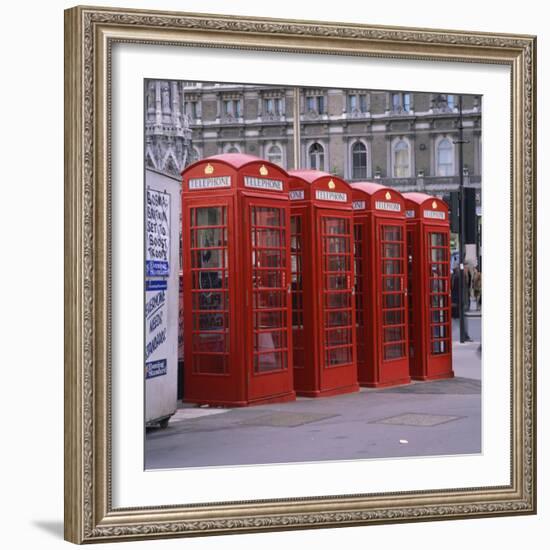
[195,207,225,226]
[326,347,352,366]
[383,294,404,308]
[192,333,226,352]
[384,310,404,325]
[327,311,351,327]
[383,276,402,291]
[383,260,403,275]
[253,229,281,247]
[431,341,449,354]
[254,249,284,268]
[431,295,448,308]
[192,291,225,311]
[383,227,402,241]
[430,233,446,246]
[326,255,350,272]
[326,328,352,346]
[192,270,225,289]
[431,325,448,338]
[430,279,448,292]
[325,237,349,253]
[254,207,282,227]
[196,313,226,331]
[430,263,448,277]
[431,310,448,323]
[255,330,287,351]
[291,257,302,279]
[291,215,302,234]
[326,292,351,309]
[326,274,348,290]
[323,218,349,234]
[384,343,405,360]
[254,291,286,309]
[292,309,303,328]
[255,351,286,373]
[384,326,404,342]
[383,243,402,258]
[253,270,283,288]
[192,249,225,268]
[431,248,446,262]
[256,310,286,329]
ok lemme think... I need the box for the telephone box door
[244,198,293,402]
[318,211,357,391]
[183,197,238,404]
[425,228,452,373]
[376,219,409,380]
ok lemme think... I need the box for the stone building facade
[174,82,481,200]
[144,81,482,260]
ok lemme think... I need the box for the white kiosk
[145,168,180,427]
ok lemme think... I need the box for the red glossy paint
[350,182,411,388]
[288,170,359,397]
[404,192,454,381]
[181,154,295,406]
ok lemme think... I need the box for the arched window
[352,142,367,179]
[308,143,324,170]
[436,138,454,176]
[226,145,240,154]
[393,140,410,177]
[267,145,283,166]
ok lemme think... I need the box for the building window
[185,101,198,119]
[348,94,368,113]
[226,145,240,154]
[391,92,411,113]
[267,145,283,166]
[446,95,455,109]
[308,143,325,170]
[436,138,454,176]
[223,99,241,118]
[393,140,410,177]
[306,95,325,114]
[352,142,367,179]
[264,98,282,116]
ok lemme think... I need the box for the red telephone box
[181,154,296,406]
[288,170,359,397]
[350,182,411,388]
[404,192,454,381]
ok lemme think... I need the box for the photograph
[144,80,483,469]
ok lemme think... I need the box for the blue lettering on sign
[145,329,167,360]
[145,358,167,379]
[146,260,169,277]
[146,279,168,291]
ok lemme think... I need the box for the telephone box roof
[403,192,436,205]
[288,169,335,184]
[182,153,285,174]
[351,181,395,196]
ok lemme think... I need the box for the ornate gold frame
[64,5,536,544]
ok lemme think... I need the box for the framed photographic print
[64,5,536,544]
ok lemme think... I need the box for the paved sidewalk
[146,331,482,470]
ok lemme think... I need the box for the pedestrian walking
[473,267,482,310]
